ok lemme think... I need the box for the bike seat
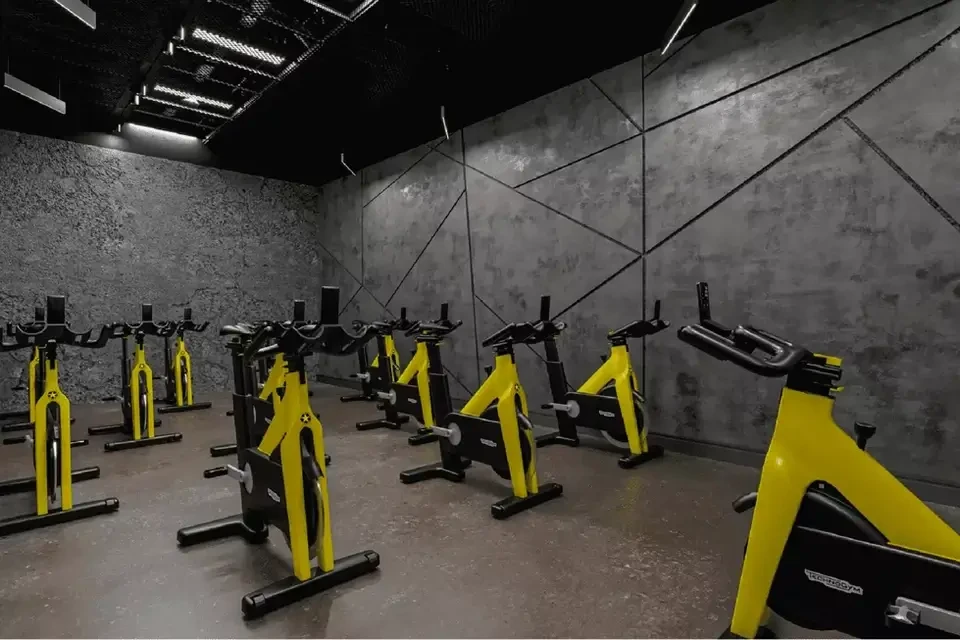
[220,324,257,337]
[481,322,538,348]
[607,300,670,340]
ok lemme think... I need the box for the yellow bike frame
[27,347,39,425]
[256,369,331,580]
[578,343,646,454]
[260,353,286,413]
[172,336,194,407]
[371,335,401,379]
[395,342,434,428]
[731,354,960,637]
[460,353,537,499]
[33,353,72,514]
[129,340,157,442]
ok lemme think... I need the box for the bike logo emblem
[598,410,615,418]
[300,413,310,425]
[480,438,497,448]
[804,569,863,595]
[407,398,418,404]
[267,488,281,503]
[47,391,58,400]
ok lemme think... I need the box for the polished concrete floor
[0,385,957,638]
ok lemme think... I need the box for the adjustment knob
[854,421,877,451]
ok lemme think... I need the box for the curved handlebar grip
[254,342,282,360]
[677,324,808,378]
[243,325,278,361]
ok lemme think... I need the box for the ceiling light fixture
[300,0,352,21]
[154,84,233,109]
[134,94,140,106]
[440,105,449,141]
[127,122,200,142]
[142,95,230,118]
[3,73,66,114]
[50,0,96,29]
[340,153,356,176]
[178,44,278,78]
[167,41,175,55]
[661,0,697,55]
[192,27,285,65]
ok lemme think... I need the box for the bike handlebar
[677,323,810,377]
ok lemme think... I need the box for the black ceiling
[1,0,776,186]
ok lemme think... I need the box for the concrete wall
[316,0,960,488]
[0,129,352,408]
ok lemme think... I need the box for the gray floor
[0,385,956,638]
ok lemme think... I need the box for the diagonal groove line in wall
[339,286,362,315]
[588,77,642,133]
[842,116,960,234]
[645,0,956,137]
[513,132,642,189]
[644,31,702,78]
[432,148,643,256]
[511,0,955,188]
[384,189,467,308]
[462,129,482,386]
[361,144,436,209]
[646,21,960,258]
[549,254,643,321]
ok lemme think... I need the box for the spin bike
[535,295,669,468]
[1,306,76,433]
[356,304,458,446]
[399,307,563,519]
[177,286,379,620]
[88,305,183,451]
[0,296,119,537]
[157,307,212,414]
[679,282,960,639]
[207,301,330,467]
[340,307,412,403]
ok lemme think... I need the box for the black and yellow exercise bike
[0,296,119,537]
[88,305,183,451]
[157,307,212,414]
[1,306,76,434]
[533,295,668,468]
[207,301,330,467]
[679,282,960,639]
[340,308,410,404]
[177,287,377,619]
[400,306,563,519]
[356,304,458,446]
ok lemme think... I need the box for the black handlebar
[1,296,112,351]
[404,303,460,338]
[677,324,810,378]
[175,307,210,334]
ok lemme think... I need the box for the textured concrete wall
[0,129,349,409]
[313,0,960,487]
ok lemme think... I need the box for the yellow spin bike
[357,304,458,445]
[400,309,563,519]
[534,295,668,467]
[679,282,960,639]
[178,287,378,619]
[0,296,119,537]
[341,309,410,403]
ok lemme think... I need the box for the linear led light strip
[203,0,381,144]
[154,84,233,110]
[177,44,278,79]
[142,95,230,119]
[192,27,285,66]
[661,0,698,55]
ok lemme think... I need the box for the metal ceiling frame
[201,0,382,143]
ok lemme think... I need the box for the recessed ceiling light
[661,0,698,55]
[154,84,233,110]
[142,95,230,118]
[192,27,285,66]
[127,123,199,142]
